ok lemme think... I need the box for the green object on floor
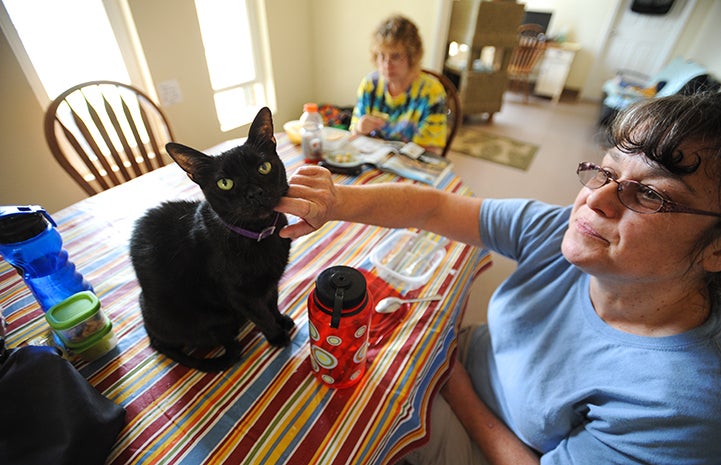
[451,127,539,171]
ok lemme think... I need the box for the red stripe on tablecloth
[215,358,316,463]
[109,367,214,464]
[110,341,281,464]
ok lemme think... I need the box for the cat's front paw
[277,314,295,331]
[265,328,292,347]
[262,314,294,347]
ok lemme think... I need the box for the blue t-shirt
[469,198,721,464]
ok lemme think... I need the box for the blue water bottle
[0,205,92,312]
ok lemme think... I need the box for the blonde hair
[370,15,423,71]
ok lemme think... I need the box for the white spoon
[374,294,442,314]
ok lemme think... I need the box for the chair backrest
[422,69,462,158]
[44,80,174,196]
[507,24,547,76]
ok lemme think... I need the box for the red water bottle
[308,266,373,389]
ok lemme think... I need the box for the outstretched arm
[275,165,484,247]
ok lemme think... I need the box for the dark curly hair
[607,92,721,176]
[607,92,721,305]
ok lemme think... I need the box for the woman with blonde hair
[350,15,447,155]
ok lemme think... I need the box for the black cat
[129,107,294,372]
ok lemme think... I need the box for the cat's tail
[151,339,243,372]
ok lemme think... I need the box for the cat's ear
[247,107,276,150]
[166,142,211,183]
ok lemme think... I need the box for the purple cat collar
[221,213,279,242]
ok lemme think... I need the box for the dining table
[1,133,491,465]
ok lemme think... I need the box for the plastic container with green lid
[69,321,118,362]
[45,290,117,361]
[45,290,109,346]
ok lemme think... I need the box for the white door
[582,0,697,100]
[600,0,696,78]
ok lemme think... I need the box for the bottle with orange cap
[300,102,324,163]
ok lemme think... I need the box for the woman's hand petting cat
[276,165,338,239]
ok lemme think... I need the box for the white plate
[323,127,351,151]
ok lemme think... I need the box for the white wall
[682,0,721,74]
[304,0,721,102]
[306,0,618,105]
[307,0,451,111]
[520,0,619,96]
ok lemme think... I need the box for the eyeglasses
[576,162,721,218]
[376,51,406,64]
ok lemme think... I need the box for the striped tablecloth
[1,134,491,465]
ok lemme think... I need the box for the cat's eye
[258,162,272,175]
[217,178,234,190]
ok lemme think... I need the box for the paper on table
[346,136,452,186]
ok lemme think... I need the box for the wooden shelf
[444,0,524,119]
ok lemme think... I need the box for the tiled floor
[447,92,605,326]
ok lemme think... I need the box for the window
[0,0,139,103]
[1,0,269,132]
[195,0,269,132]
[1,0,159,185]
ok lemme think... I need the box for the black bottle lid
[315,266,368,328]
[315,266,367,310]
[0,206,55,244]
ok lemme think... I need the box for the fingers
[358,115,385,135]
[366,115,386,126]
[278,220,317,240]
[287,165,333,190]
[275,196,321,239]
[285,167,335,214]
[276,165,337,239]
[275,196,313,218]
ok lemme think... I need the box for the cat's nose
[246,186,264,200]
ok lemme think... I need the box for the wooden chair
[44,80,174,196]
[506,24,547,103]
[422,69,462,158]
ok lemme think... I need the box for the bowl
[323,127,351,151]
[283,120,302,145]
[370,230,446,290]
[323,147,361,167]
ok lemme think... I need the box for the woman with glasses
[349,15,447,155]
[276,92,721,464]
